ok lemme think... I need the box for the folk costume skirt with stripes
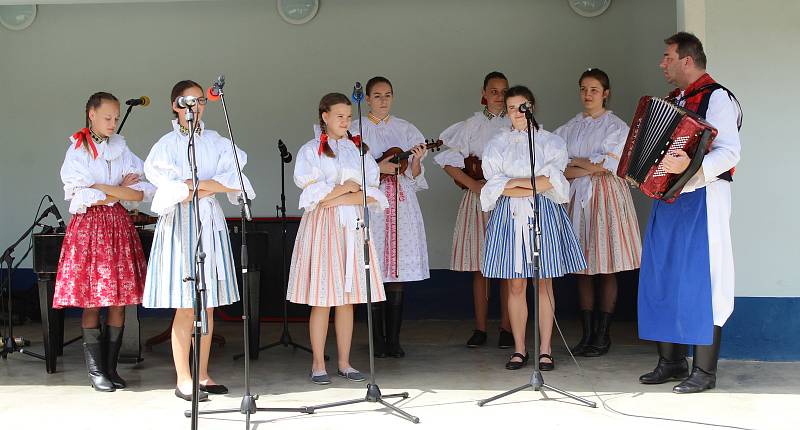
[482,195,586,279]
[142,198,239,309]
[53,203,146,308]
[567,173,641,275]
[287,204,385,307]
[450,189,490,272]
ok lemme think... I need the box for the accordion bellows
[617,96,718,203]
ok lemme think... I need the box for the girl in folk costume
[54,92,154,392]
[355,76,429,358]
[434,71,514,349]
[143,80,255,401]
[480,86,586,371]
[287,93,389,385]
[554,68,641,357]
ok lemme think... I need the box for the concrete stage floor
[1,318,798,429]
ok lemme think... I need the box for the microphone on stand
[125,96,150,107]
[175,96,198,108]
[277,139,292,163]
[352,81,364,103]
[44,195,66,232]
[207,75,225,102]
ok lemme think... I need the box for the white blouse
[294,131,388,212]
[354,115,428,190]
[554,111,629,212]
[61,133,155,214]
[434,111,511,168]
[480,127,570,211]
[144,120,255,216]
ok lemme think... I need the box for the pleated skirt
[568,174,642,275]
[482,195,586,279]
[286,205,385,307]
[53,203,146,308]
[449,189,490,272]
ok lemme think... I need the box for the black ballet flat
[199,384,228,395]
[505,352,529,370]
[538,354,555,371]
[174,388,209,402]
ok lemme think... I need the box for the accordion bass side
[617,96,718,203]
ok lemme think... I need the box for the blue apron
[638,187,714,345]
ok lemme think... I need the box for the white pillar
[676,0,706,41]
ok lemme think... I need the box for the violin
[377,139,443,179]
[454,155,484,190]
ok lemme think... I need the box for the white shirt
[144,120,256,216]
[61,133,154,214]
[354,115,428,191]
[294,132,388,212]
[434,110,511,168]
[480,127,570,211]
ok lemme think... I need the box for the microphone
[277,139,292,163]
[175,95,198,108]
[352,82,363,102]
[45,195,66,232]
[207,75,225,101]
[125,96,150,107]
[519,102,532,113]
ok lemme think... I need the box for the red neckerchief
[317,133,361,155]
[72,128,98,159]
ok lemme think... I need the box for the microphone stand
[477,108,596,409]
[181,105,210,430]
[234,140,323,361]
[188,85,310,429]
[302,87,419,424]
[117,104,135,134]
[1,208,54,363]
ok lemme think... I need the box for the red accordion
[617,96,718,203]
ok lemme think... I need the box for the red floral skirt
[53,203,146,308]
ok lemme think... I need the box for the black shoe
[570,310,594,356]
[584,312,612,357]
[199,384,228,394]
[639,357,689,384]
[104,325,127,389]
[505,352,529,370]
[82,327,115,392]
[466,330,487,348]
[538,354,555,371]
[175,388,209,402]
[497,329,514,349]
[673,367,716,394]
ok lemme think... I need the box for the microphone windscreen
[140,96,150,107]
[207,86,221,102]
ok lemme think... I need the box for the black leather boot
[371,303,388,358]
[673,326,721,394]
[82,327,115,392]
[105,325,127,389]
[639,342,689,384]
[584,312,612,357]
[385,290,405,358]
[570,310,594,356]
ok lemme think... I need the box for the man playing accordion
[637,32,743,394]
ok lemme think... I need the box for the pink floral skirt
[53,203,146,308]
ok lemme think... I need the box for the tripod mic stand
[477,106,596,409]
[1,202,55,363]
[233,139,324,361]
[302,83,419,424]
[188,78,311,429]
